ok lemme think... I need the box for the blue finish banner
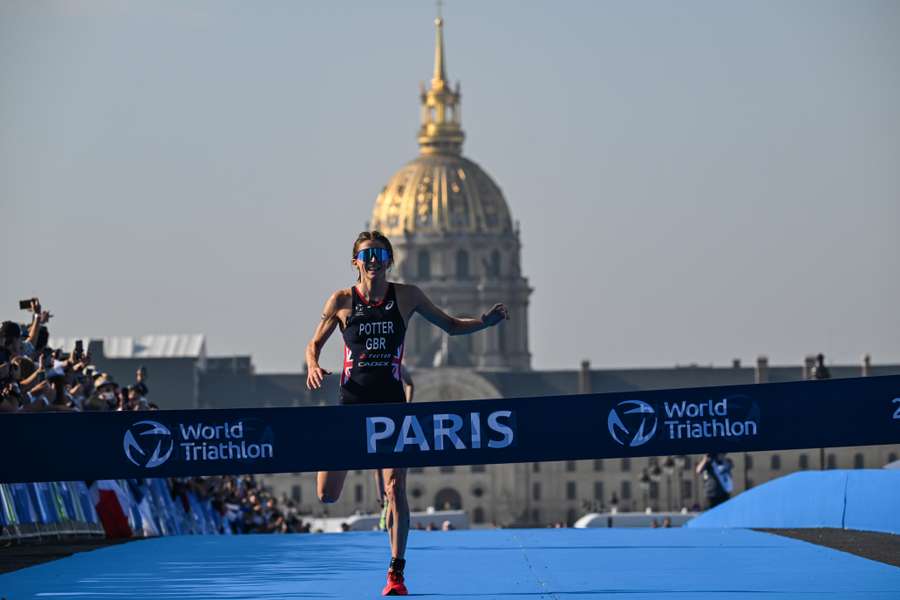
[2,376,899,483]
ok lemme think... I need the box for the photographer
[22,298,52,359]
[85,373,119,411]
[0,381,25,412]
[696,453,734,509]
[1,320,23,363]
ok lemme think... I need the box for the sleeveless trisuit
[339,283,407,405]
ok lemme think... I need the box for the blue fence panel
[185,492,209,535]
[27,483,50,524]
[58,482,79,523]
[115,480,139,534]
[10,484,37,524]
[48,482,70,522]
[145,479,171,535]
[35,482,60,523]
[0,484,15,527]
[73,482,100,525]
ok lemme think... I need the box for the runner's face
[353,240,391,282]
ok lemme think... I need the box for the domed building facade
[370,17,532,373]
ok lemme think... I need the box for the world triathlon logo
[123,420,174,468]
[607,400,658,447]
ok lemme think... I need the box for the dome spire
[418,10,464,155]
[432,4,447,88]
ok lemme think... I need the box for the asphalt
[759,528,900,568]
[0,537,132,575]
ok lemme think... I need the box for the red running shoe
[382,570,408,596]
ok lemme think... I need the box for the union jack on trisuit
[391,343,404,381]
[341,346,353,385]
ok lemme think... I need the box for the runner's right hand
[306,366,331,390]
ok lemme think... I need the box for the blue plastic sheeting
[687,470,900,534]
[3,528,899,599]
[845,470,900,534]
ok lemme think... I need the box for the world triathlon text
[662,398,759,440]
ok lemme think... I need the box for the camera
[18,298,35,310]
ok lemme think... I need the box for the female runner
[305,230,508,596]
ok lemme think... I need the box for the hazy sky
[2,0,899,374]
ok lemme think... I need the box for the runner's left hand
[482,303,509,327]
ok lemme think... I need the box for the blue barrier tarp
[845,470,900,534]
[687,469,900,534]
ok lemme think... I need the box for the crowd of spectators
[0,298,151,413]
[173,475,312,534]
[0,298,307,536]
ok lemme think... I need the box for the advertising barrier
[0,479,227,543]
[2,375,899,483]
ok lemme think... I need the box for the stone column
[578,360,592,394]
[755,356,769,384]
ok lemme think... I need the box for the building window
[531,509,541,524]
[291,485,301,502]
[827,454,837,469]
[593,459,604,471]
[854,453,864,469]
[745,454,754,469]
[473,507,485,524]
[456,249,470,279]
[799,454,809,469]
[621,458,631,472]
[532,462,541,473]
[621,481,632,500]
[649,481,659,500]
[566,461,576,472]
[434,487,463,511]
[472,486,485,498]
[489,249,502,277]
[471,464,486,473]
[418,251,431,279]
[439,465,455,473]
[566,508,578,526]
[593,481,604,501]
[532,482,541,501]
[354,484,363,504]
[681,480,692,499]
[770,455,781,470]
[566,481,577,501]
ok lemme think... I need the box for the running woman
[305,230,508,596]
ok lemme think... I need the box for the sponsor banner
[1,375,899,483]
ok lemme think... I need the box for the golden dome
[371,154,513,236]
[370,16,513,237]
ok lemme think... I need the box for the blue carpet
[2,528,899,599]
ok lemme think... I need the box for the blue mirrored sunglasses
[355,248,391,263]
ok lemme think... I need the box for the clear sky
[2,0,898,374]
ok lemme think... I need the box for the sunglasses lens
[356,248,390,262]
